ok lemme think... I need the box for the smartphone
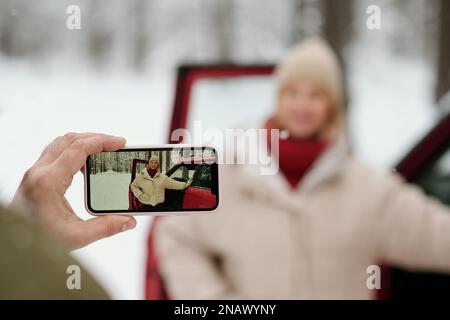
[84,145,219,215]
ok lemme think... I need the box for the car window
[188,76,275,132]
[136,162,147,175]
[416,146,450,206]
[192,165,211,189]
[170,165,195,181]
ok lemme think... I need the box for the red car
[146,64,450,300]
[128,155,218,211]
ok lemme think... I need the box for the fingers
[73,215,137,249]
[35,132,99,168]
[50,134,126,178]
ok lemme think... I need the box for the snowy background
[90,171,131,211]
[88,149,189,211]
[0,0,448,299]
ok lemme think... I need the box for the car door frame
[168,64,274,143]
[386,110,450,299]
[129,158,148,210]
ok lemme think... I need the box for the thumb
[74,215,137,249]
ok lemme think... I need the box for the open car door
[145,64,275,300]
[129,158,148,211]
[389,110,450,299]
[168,65,275,143]
[164,162,196,210]
[183,163,217,209]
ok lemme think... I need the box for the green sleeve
[0,206,110,300]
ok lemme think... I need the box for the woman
[153,38,450,299]
[131,156,191,211]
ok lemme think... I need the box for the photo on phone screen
[85,146,219,214]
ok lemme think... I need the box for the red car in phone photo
[128,155,218,211]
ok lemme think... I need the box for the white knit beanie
[149,155,160,163]
[275,37,344,111]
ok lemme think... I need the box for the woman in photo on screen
[131,155,192,211]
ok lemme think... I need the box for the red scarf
[266,118,328,189]
[147,168,158,178]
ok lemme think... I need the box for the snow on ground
[90,171,131,211]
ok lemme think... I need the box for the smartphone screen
[85,146,219,214]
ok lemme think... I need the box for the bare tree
[289,0,353,66]
[320,0,353,67]
[212,0,235,61]
[0,11,14,56]
[437,0,450,102]
[289,0,322,44]
[165,151,171,173]
[130,0,149,71]
[87,0,114,68]
[320,0,353,110]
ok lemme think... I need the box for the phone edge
[84,144,220,216]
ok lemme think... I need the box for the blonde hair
[275,37,346,140]
[148,155,160,169]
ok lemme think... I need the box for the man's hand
[11,133,137,250]
[138,193,150,202]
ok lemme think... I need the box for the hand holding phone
[11,133,137,250]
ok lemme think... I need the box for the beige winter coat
[154,136,450,299]
[131,170,187,206]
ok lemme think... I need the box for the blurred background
[0,0,449,299]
